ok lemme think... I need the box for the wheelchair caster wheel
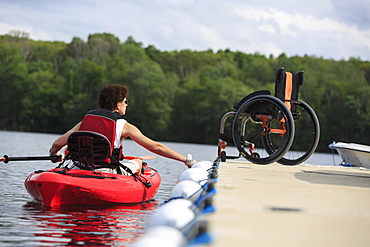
[252,152,260,158]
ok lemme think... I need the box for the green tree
[0,44,28,130]
[76,59,105,96]
[124,60,175,139]
[171,61,252,143]
[1,33,370,153]
[105,53,129,83]
[66,37,86,66]
[87,33,121,67]
[20,70,63,132]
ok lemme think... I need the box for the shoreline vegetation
[1,31,369,152]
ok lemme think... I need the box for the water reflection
[22,201,159,246]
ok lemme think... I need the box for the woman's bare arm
[49,122,81,155]
[122,122,187,164]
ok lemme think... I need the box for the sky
[0,0,369,61]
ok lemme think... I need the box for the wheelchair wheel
[232,95,295,164]
[271,100,320,165]
[220,151,227,162]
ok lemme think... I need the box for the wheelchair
[217,68,320,165]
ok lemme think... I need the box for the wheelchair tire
[266,100,320,165]
[232,95,295,165]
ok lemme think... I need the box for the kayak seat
[67,131,112,170]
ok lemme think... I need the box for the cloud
[259,25,277,34]
[231,5,370,59]
[0,0,369,60]
[0,22,28,34]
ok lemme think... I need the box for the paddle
[0,155,62,163]
[0,154,156,163]
[123,155,156,160]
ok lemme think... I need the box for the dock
[207,161,370,247]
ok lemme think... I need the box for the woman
[49,84,195,175]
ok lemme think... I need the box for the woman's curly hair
[98,84,129,110]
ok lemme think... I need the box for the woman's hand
[185,154,196,168]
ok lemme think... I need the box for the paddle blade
[124,155,156,160]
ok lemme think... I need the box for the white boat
[329,142,370,169]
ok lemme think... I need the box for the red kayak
[24,164,161,207]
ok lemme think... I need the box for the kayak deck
[24,165,161,207]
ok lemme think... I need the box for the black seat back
[67,131,112,170]
[274,67,304,112]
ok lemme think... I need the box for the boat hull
[24,165,161,207]
[329,142,370,169]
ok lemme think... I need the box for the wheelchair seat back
[274,68,304,112]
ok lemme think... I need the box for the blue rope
[330,142,337,166]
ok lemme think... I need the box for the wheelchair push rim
[232,95,295,165]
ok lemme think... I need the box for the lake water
[0,131,341,246]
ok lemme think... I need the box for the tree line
[1,31,370,152]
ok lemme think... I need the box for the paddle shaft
[0,155,61,163]
[0,154,155,163]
